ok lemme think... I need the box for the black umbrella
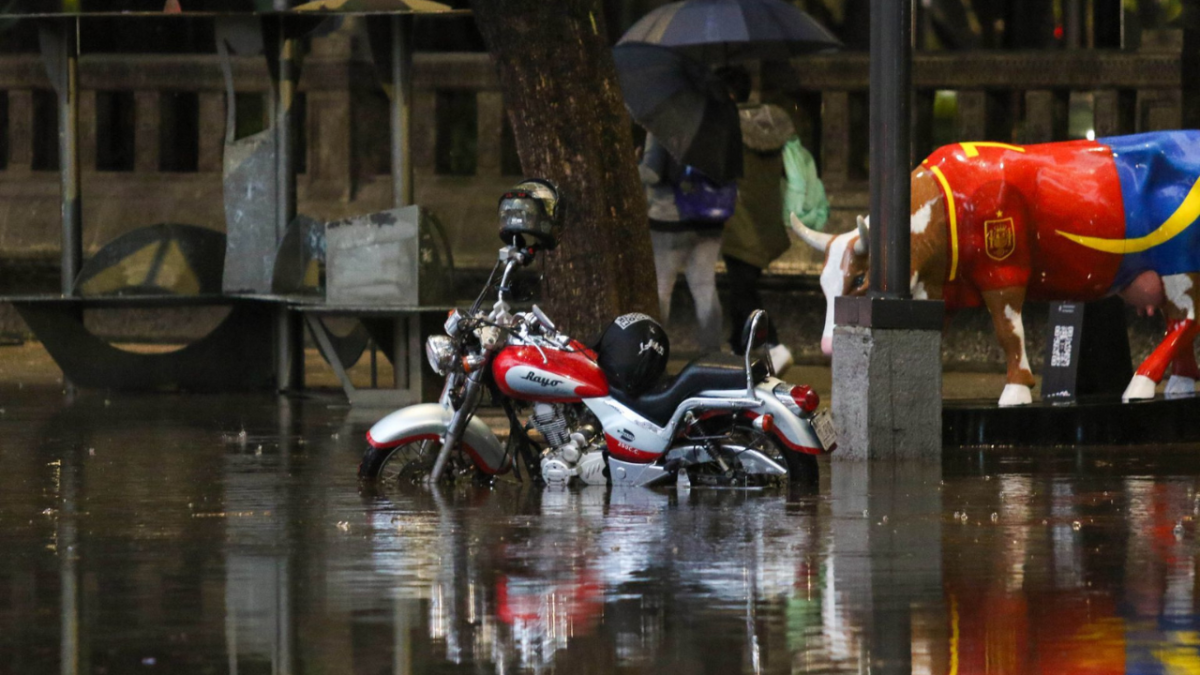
[619,0,840,65]
[613,43,742,182]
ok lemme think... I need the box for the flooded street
[3,385,1200,673]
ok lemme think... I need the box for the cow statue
[794,131,1200,407]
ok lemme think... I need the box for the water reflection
[6,389,1200,673]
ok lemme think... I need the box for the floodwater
[2,385,1200,674]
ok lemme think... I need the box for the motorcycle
[358,179,837,488]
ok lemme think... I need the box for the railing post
[820,90,850,190]
[412,89,437,172]
[1023,89,1068,143]
[134,90,160,173]
[197,91,225,173]
[475,91,504,176]
[391,14,414,208]
[8,89,32,173]
[956,90,987,141]
[78,90,95,174]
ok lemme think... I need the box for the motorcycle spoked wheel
[358,437,479,485]
[686,424,818,488]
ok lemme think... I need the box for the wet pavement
[4,384,1200,674]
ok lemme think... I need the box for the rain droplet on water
[881,515,889,524]
[959,512,969,523]
[991,512,999,522]
[953,511,961,520]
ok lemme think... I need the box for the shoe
[768,344,794,374]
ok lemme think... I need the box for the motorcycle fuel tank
[493,342,609,403]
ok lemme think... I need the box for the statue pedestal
[832,297,944,461]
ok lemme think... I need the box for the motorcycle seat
[609,352,768,427]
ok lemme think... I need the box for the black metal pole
[276,20,298,240]
[391,14,415,207]
[38,19,83,297]
[275,18,303,391]
[869,0,911,299]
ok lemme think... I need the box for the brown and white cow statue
[795,133,1200,406]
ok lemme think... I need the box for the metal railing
[0,39,1185,274]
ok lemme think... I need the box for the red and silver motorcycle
[358,180,837,488]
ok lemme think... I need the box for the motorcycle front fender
[366,403,510,474]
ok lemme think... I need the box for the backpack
[673,166,737,223]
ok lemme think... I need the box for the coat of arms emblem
[984,217,1016,261]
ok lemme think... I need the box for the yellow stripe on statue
[929,165,959,281]
[1056,175,1200,254]
[960,142,1026,158]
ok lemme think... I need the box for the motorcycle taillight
[789,385,819,413]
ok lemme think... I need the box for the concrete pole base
[832,325,942,461]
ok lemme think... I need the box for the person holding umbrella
[614,44,744,353]
[638,135,729,352]
[618,0,839,359]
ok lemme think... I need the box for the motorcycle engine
[530,403,570,449]
[532,403,606,485]
[541,457,573,485]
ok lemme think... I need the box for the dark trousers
[725,255,779,354]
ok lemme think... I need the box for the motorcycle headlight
[425,335,456,375]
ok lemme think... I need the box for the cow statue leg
[1165,319,1200,397]
[1124,273,1200,401]
[982,287,1036,406]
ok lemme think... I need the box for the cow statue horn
[854,215,869,256]
[790,213,833,252]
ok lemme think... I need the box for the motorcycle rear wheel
[690,424,819,487]
[779,445,819,488]
[358,437,473,484]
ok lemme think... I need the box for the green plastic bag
[782,138,830,231]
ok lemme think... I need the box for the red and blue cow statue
[795,131,1200,406]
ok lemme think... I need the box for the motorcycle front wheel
[358,436,475,484]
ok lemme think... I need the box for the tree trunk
[470,0,660,338]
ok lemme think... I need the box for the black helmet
[595,313,669,396]
[498,179,560,250]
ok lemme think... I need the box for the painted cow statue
[794,131,1200,406]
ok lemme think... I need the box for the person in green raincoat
[722,102,828,372]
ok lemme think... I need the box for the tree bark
[470,0,659,338]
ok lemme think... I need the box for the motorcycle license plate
[812,410,837,450]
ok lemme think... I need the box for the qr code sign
[1051,325,1074,367]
